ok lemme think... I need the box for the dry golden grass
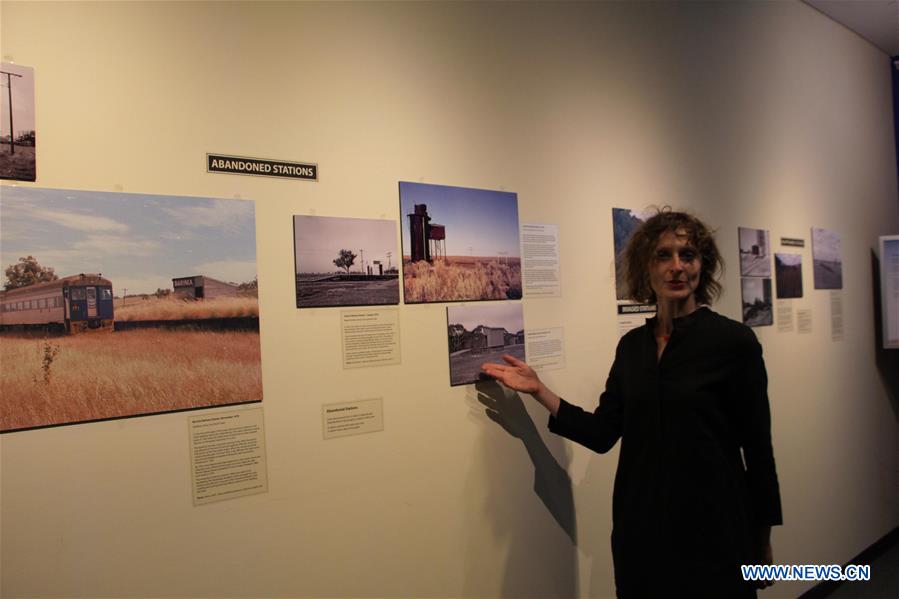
[115,296,258,321]
[1,329,261,432]
[403,257,522,302]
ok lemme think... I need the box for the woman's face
[649,229,701,303]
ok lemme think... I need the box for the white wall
[2,2,897,597]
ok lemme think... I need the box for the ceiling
[805,0,899,57]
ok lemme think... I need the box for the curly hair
[620,207,724,305]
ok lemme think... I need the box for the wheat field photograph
[399,181,521,303]
[0,186,261,432]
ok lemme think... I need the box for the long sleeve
[736,332,783,526]
[547,346,625,454]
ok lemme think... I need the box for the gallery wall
[2,1,898,598]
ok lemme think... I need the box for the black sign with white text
[207,153,317,181]
[781,237,805,247]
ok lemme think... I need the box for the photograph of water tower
[738,226,772,277]
[293,215,399,308]
[446,303,525,386]
[399,181,522,303]
[0,186,261,433]
[0,63,35,182]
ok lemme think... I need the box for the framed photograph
[811,227,843,289]
[774,253,803,299]
[612,207,655,300]
[741,277,773,327]
[738,227,772,277]
[399,181,521,303]
[447,303,525,386]
[880,235,899,349]
[0,63,36,182]
[0,187,261,432]
[294,215,399,308]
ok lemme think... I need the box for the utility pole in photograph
[0,70,22,155]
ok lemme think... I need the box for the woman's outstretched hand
[481,354,542,394]
[481,354,562,416]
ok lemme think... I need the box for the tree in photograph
[333,249,357,274]
[4,255,58,290]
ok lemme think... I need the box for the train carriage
[0,273,114,333]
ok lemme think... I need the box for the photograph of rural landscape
[294,215,399,308]
[399,181,521,303]
[612,207,654,301]
[0,62,36,182]
[812,227,843,289]
[447,303,525,386]
[775,253,803,299]
[0,186,260,432]
[739,226,772,277]
[741,277,773,327]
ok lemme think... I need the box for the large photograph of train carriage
[0,186,261,433]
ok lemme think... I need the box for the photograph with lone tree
[0,62,36,182]
[294,215,399,308]
[0,186,261,433]
[400,181,522,304]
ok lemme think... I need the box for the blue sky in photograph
[294,215,398,273]
[0,186,256,295]
[447,302,524,333]
[399,182,520,258]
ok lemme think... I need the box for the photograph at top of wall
[812,227,843,290]
[400,181,522,304]
[0,63,36,182]
[294,215,399,308]
[612,207,655,301]
[739,226,772,278]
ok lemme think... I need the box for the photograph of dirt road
[739,227,772,277]
[812,227,843,289]
[447,303,525,386]
[400,182,521,303]
[0,63,36,182]
[775,253,803,299]
[0,186,260,432]
[294,215,399,308]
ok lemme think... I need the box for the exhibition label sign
[207,153,317,180]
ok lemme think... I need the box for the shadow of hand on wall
[474,379,577,544]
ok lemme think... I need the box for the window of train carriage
[39,298,47,308]
[71,288,86,300]
[99,288,112,300]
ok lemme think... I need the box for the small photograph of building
[173,275,239,300]
[446,303,525,386]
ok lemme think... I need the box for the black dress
[548,307,782,598]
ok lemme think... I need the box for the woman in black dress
[482,210,782,598]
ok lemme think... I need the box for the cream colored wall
[2,2,897,598]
